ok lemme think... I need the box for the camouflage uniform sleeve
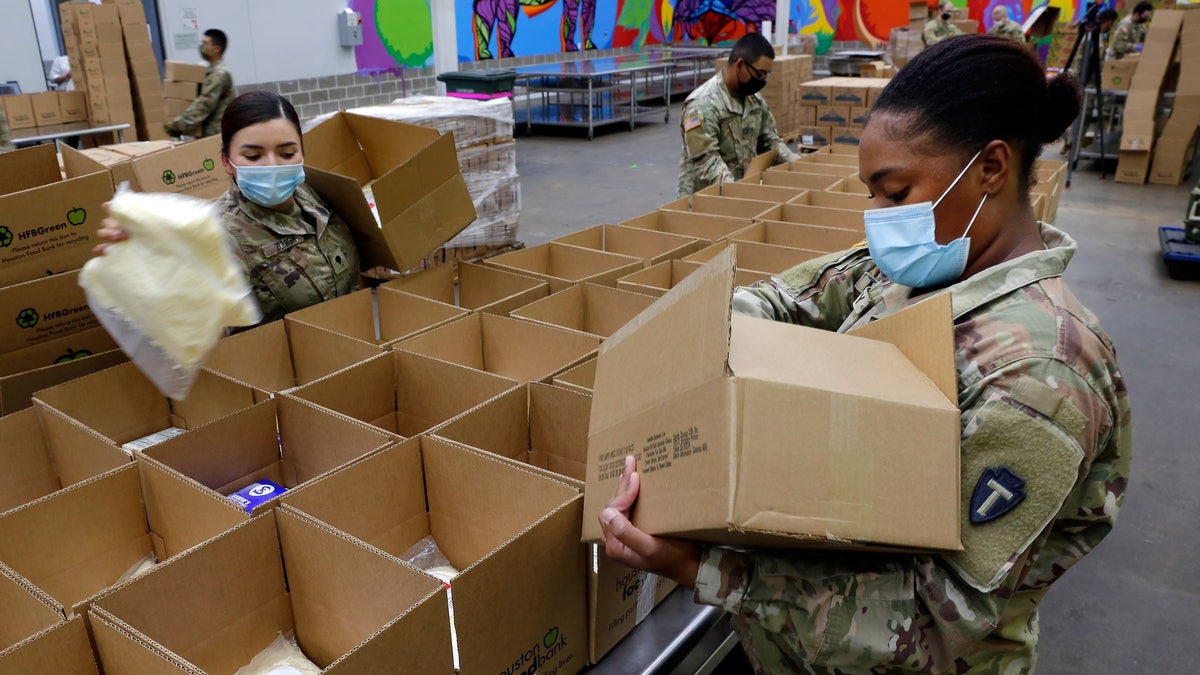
[758,107,801,164]
[732,248,872,330]
[0,105,13,153]
[680,101,736,192]
[168,67,233,135]
[1107,22,1135,59]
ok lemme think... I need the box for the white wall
[0,1,50,93]
[156,0,358,85]
[30,0,61,62]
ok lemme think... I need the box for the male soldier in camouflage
[987,6,1024,43]
[0,106,13,153]
[676,32,800,197]
[165,29,234,138]
[924,2,963,46]
[1107,2,1153,60]
[600,36,1131,674]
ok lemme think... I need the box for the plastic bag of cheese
[233,632,320,675]
[80,186,261,399]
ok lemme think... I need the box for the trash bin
[436,70,517,100]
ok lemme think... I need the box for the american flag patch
[683,114,702,132]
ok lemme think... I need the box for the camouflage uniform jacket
[923,19,963,46]
[167,59,234,138]
[0,105,13,153]
[677,73,800,197]
[218,183,360,324]
[696,223,1132,674]
[1106,16,1147,60]
[988,19,1025,42]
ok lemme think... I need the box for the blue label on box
[227,479,287,513]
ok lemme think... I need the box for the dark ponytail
[869,34,1081,195]
[220,91,303,157]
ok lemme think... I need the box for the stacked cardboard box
[58,1,137,139]
[711,55,813,142]
[909,0,927,30]
[1117,10,1185,184]
[1150,11,1200,185]
[796,77,890,147]
[115,0,169,141]
[162,60,205,120]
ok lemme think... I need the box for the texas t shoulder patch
[970,466,1027,524]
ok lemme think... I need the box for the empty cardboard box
[509,283,656,339]
[617,211,753,245]
[695,181,807,203]
[755,203,866,231]
[683,240,824,275]
[552,357,596,395]
[0,569,97,674]
[286,286,468,349]
[382,260,550,315]
[659,194,776,220]
[732,220,865,253]
[482,242,643,292]
[552,224,703,268]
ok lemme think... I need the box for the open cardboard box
[740,170,844,191]
[286,287,468,349]
[280,435,586,675]
[767,160,859,178]
[551,224,703,268]
[509,283,656,339]
[433,384,675,663]
[482,242,643,293]
[89,510,454,674]
[616,259,770,298]
[617,211,752,245]
[139,397,395,517]
[394,313,600,384]
[0,348,127,417]
[825,175,871,195]
[0,462,248,620]
[0,144,114,288]
[204,319,384,402]
[0,569,97,674]
[302,111,477,273]
[33,362,256,449]
[582,248,962,551]
[61,136,226,201]
[755,203,866,231]
[695,181,807,203]
[683,240,824,275]
[733,220,866,253]
[658,194,776,220]
[0,407,129,514]
[381,260,550,316]
[285,351,517,442]
[788,189,871,211]
[0,325,117,381]
[552,357,596,395]
[0,271,99,358]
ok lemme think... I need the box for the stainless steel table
[12,123,131,149]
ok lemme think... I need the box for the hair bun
[1041,72,1083,143]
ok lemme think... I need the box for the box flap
[590,248,735,435]
[304,167,395,270]
[847,293,957,404]
[0,145,61,196]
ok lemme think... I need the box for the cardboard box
[553,357,596,395]
[138,397,396,516]
[1115,151,1152,184]
[814,106,851,126]
[163,60,208,83]
[849,106,871,127]
[287,287,468,348]
[0,271,100,356]
[0,407,129,513]
[950,19,978,34]
[382,260,550,316]
[285,351,517,441]
[659,194,776,220]
[754,203,867,231]
[393,313,600,384]
[770,159,859,178]
[790,125,831,146]
[1102,58,1139,91]
[160,79,198,100]
[0,463,248,619]
[0,347,127,418]
[510,283,656,339]
[683,240,824,275]
[583,248,962,551]
[204,319,384,402]
[551,224,702,268]
[0,145,113,287]
[732,220,866,253]
[798,81,833,105]
[743,169,844,191]
[29,93,62,127]
[696,181,806,203]
[616,257,770,296]
[796,150,859,167]
[788,189,871,211]
[1,95,35,130]
[432,383,676,663]
[303,111,477,273]
[0,570,98,674]
[482,242,644,293]
[617,211,752,245]
[89,511,454,674]
[61,136,226,200]
[279,436,586,675]
[830,126,864,146]
[33,361,256,448]
[56,91,88,123]
[163,97,191,117]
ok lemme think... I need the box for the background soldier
[924,2,963,46]
[1107,1,1153,60]
[166,29,234,138]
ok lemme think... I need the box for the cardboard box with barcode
[0,144,113,287]
[553,357,596,395]
[285,350,517,442]
[695,180,805,203]
[280,435,586,675]
[302,111,477,273]
[0,567,97,674]
[617,211,753,245]
[509,283,656,339]
[551,224,702,268]
[32,361,256,452]
[582,248,961,551]
[88,510,454,674]
[683,239,823,275]
[61,136,226,200]
[482,242,643,293]
[287,286,467,349]
[433,383,675,663]
[0,407,128,514]
[754,203,866,231]
[732,220,865,254]
[658,194,776,220]
[393,313,600,384]
[382,260,549,316]
[203,318,384,403]
[0,462,247,621]
[741,169,843,191]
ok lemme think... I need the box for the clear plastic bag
[233,632,320,675]
[79,185,261,399]
[399,534,459,583]
[113,552,158,585]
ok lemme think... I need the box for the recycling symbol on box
[16,308,39,329]
[0,226,11,248]
[162,170,176,185]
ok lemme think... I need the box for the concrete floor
[514,107,1200,672]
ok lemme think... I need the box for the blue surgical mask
[234,164,306,207]
[863,149,988,288]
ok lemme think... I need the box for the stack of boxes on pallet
[115,0,169,141]
[887,1,930,68]
[59,1,137,137]
[162,60,207,123]
[796,77,890,147]
[1117,10,1187,184]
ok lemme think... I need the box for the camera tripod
[1064,2,1109,187]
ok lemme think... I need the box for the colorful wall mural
[340,1,1132,70]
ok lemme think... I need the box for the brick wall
[236,66,439,122]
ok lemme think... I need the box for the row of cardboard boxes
[0,92,92,139]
